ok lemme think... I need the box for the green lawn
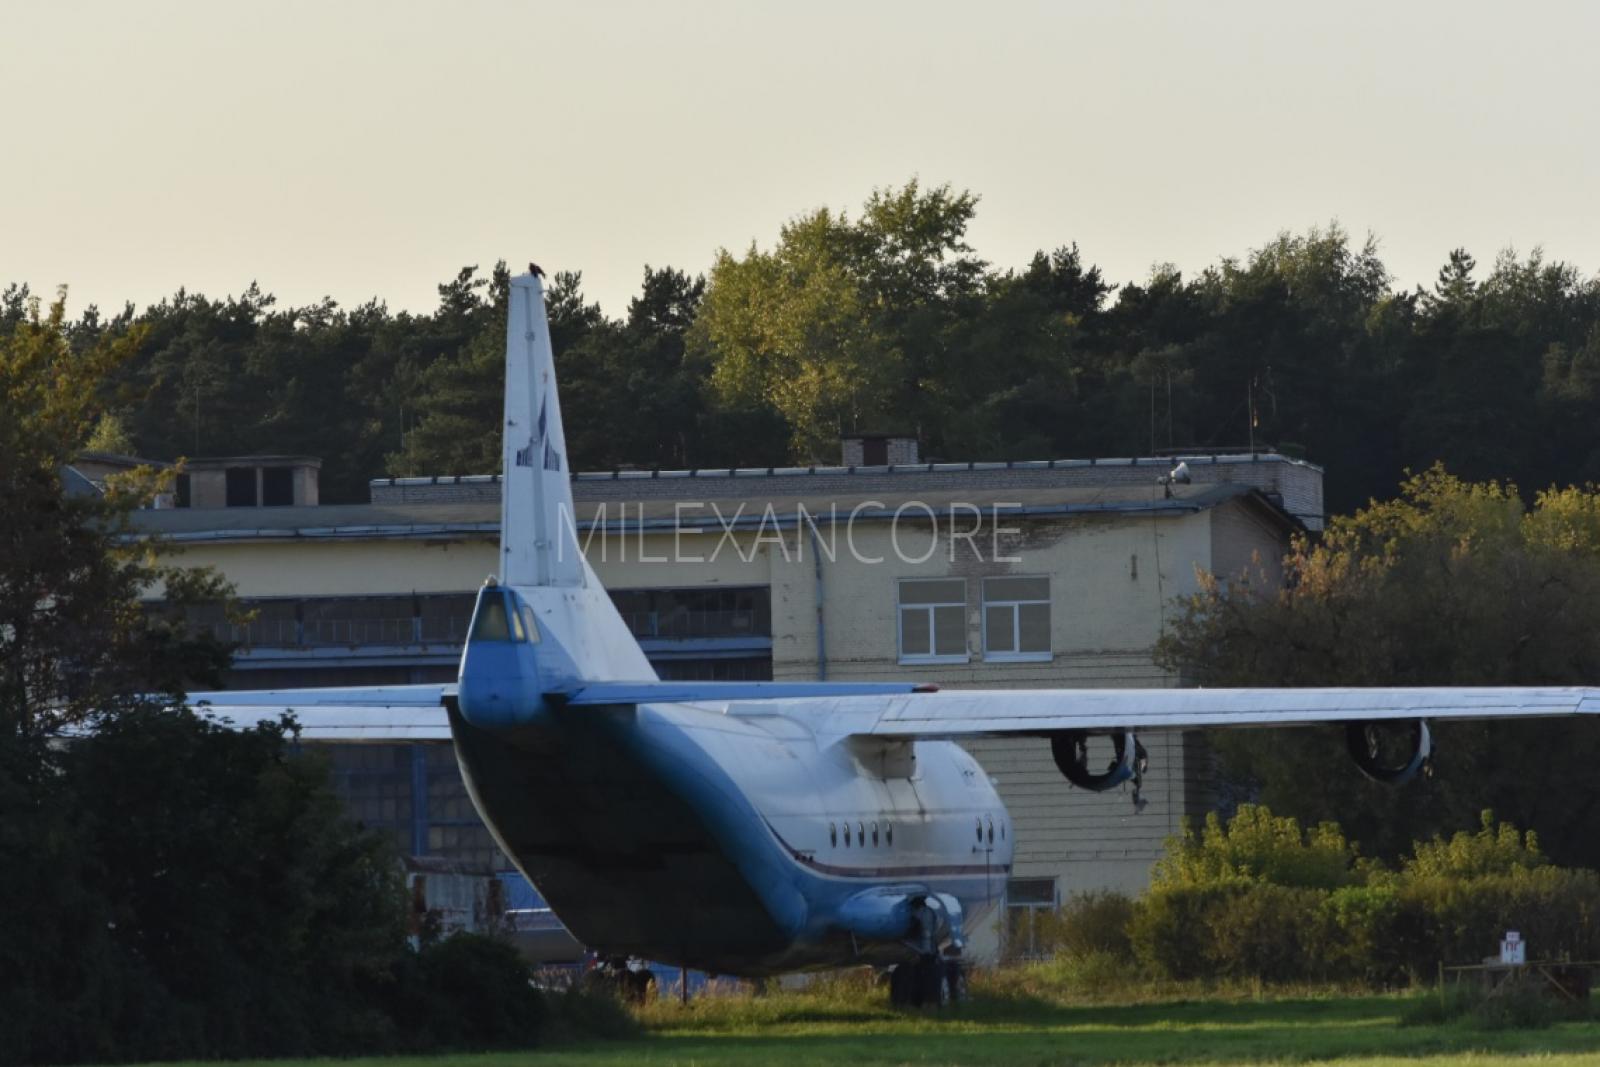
[152,987,1600,1067]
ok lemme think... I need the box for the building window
[982,576,1051,661]
[1005,877,1059,960]
[897,579,967,663]
[224,467,256,507]
[261,466,294,506]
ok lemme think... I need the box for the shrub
[1206,883,1337,982]
[1391,866,1600,975]
[1403,811,1547,879]
[1322,883,1404,984]
[1401,980,1571,1031]
[392,932,546,1051]
[1031,891,1136,961]
[1151,805,1360,891]
[1129,882,1245,980]
[542,983,640,1042]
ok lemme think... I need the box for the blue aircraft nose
[456,585,546,729]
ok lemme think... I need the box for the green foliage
[1128,883,1247,980]
[392,933,546,1051]
[1126,806,1600,987]
[1029,891,1136,961]
[1400,979,1585,1031]
[1151,805,1359,891]
[0,709,412,1065]
[1404,810,1547,879]
[0,302,555,1065]
[12,188,1600,516]
[1158,468,1600,867]
[1387,866,1600,977]
[0,291,234,739]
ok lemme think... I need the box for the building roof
[370,449,1325,530]
[185,455,323,470]
[128,483,1297,544]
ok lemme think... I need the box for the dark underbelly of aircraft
[448,702,790,971]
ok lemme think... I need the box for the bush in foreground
[1110,806,1600,987]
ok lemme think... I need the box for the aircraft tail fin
[501,271,584,588]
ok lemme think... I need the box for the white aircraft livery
[195,269,1600,1005]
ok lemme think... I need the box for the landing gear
[583,955,657,1003]
[888,956,964,1009]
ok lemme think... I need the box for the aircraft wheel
[942,959,967,1006]
[888,962,915,1007]
[917,955,946,1008]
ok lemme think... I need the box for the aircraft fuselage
[449,693,1011,975]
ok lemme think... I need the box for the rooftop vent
[179,456,321,509]
[841,433,919,467]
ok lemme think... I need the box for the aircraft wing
[802,685,1600,741]
[189,684,452,741]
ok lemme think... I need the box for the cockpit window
[521,603,541,643]
[471,594,512,640]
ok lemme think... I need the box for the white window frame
[896,578,968,664]
[981,575,1052,662]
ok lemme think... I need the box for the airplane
[194,269,1600,1006]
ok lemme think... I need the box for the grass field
[152,973,1600,1067]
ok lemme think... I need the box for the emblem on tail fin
[513,398,562,470]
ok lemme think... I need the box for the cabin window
[857,822,865,848]
[975,819,983,843]
[844,824,851,847]
[897,579,967,663]
[829,823,837,848]
[1000,821,1006,841]
[986,816,994,845]
[982,576,1051,661]
[871,821,879,847]
[886,823,893,847]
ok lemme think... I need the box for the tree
[0,291,233,740]
[0,291,557,1065]
[1156,466,1600,865]
[693,181,986,461]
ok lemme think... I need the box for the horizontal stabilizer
[559,680,931,706]
[189,684,452,741]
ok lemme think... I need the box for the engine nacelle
[1050,730,1146,791]
[1345,719,1433,784]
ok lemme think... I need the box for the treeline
[1032,805,1600,987]
[8,181,1600,512]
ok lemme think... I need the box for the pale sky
[4,0,1597,320]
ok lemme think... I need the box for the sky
[3,0,1597,320]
